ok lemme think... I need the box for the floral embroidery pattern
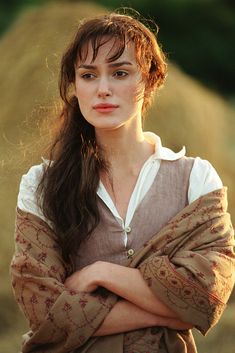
[11,208,118,352]
[10,188,235,353]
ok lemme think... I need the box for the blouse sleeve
[188,157,223,204]
[17,162,49,224]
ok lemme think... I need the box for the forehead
[77,37,137,65]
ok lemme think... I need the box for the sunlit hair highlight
[61,12,167,111]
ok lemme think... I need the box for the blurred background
[0,0,234,352]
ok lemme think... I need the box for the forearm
[98,263,179,319]
[93,299,192,336]
[93,299,156,336]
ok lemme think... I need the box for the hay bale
[0,2,234,351]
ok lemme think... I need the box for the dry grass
[0,1,234,352]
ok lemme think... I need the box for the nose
[97,77,112,98]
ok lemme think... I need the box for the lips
[93,103,119,113]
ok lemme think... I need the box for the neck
[95,119,155,176]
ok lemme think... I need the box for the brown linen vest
[74,157,194,270]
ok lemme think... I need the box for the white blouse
[17,132,223,247]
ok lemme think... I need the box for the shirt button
[125,226,131,233]
[127,248,134,258]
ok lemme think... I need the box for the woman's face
[74,38,145,133]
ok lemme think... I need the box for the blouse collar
[144,131,186,161]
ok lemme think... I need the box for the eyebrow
[77,61,133,70]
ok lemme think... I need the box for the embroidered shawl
[10,187,235,353]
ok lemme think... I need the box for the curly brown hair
[37,11,167,263]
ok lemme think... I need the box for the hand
[64,261,105,293]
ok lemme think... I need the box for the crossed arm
[64,261,193,336]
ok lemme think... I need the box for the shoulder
[17,161,48,222]
[18,162,46,195]
[19,163,45,189]
[188,156,223,203]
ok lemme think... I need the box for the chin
[94,120,126,132]
[95,124,123,131]
[91,117,124,130]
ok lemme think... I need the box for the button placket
[125,226,131,233]
[123,223,131,249]
[127,248,134,258]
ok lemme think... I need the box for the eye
[113,70,128,78]
[81,73,96,79]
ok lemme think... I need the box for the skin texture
[65,39,193,335]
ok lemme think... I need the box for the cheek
[75,87,90,110]
[74,93,89,119]
[122,81,144,103]
[75,79,90,97]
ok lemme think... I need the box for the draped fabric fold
[129,187,235,336]
[11,208,118,353]
[10,187,235,353]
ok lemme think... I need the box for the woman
[10,11,235,353]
